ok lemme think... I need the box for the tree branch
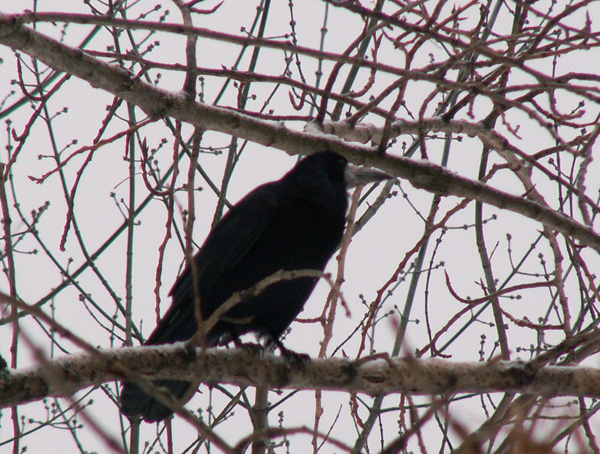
[2,345,600,411]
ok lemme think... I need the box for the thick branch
[1,14,599,252]
[2,345,600,410]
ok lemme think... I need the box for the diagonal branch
[1,13,599,252]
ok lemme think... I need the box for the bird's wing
[144,183,280,345]
[171,182,280,298]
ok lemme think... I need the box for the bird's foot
[281,349,311,367]
[276,343,310,368]
[235,341,266,357]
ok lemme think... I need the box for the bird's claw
[237,342,266,357]
[280,347,311,368]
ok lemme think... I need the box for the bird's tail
[120,379,196,422]
[119,331,221,422]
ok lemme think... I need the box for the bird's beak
[344,165,393,189]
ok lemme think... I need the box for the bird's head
[295,151,393,189]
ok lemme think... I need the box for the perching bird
[120,150,391,422]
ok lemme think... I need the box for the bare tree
[1,1,600,453]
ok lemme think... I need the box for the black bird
[120,151,391,422]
